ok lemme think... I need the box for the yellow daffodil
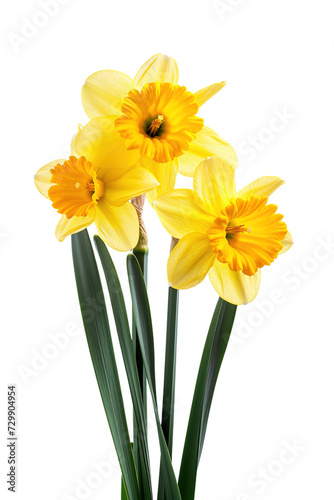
[80,53,237,203]
[34,130,158,250]
[154,157,292,305]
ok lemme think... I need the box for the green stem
[127,254,182,500]
[133,248,148,406]
[161,286,179,453]
[132,246,148,498]
[94,236,152,500]
[157,286,179,500]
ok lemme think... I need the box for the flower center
[225,224,252,238]
[146,115,164,137]
[207,196,287,276]
[48,156,104,219]
[115,82,204,163]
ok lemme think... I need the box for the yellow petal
[193,156,236,213]
[209,259,261,305]
[71,124,84,156]
[168,233,216,289]
[95,201,139,251]
[103,167,159,206]
[74,117,139,180]
[55,209,95,242]
[35,160,65,199]
[140,157,178,205]
[194,81,226,107]
[279,230,293,254]
[234,176,285,199]
[82,70,132,119]
[132,54,179,90]
[178,125,238,176]
[154,189,214,239]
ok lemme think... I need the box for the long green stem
[157,286,179,500]
[94,236,152,500]
[132,246,148,497]
[161,286,179,452]
[127,254,182,500]
[130,193,149,497]
[133,247,148,405]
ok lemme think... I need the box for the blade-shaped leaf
[199,300,237,458]
[72,230,140,500]
[127,254,156,398]
[178,298,237,500]
[121,478,129,500]
[157,286,179,500]
[132,247,148,498]
[127,254,182,500]
[161,286,179,454]
[94,236,152,500]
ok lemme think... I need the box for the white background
[1,0,334,499]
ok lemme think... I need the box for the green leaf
[121,477,129,500]
[127,254,182,500]
[178,298,237,500]
[161,286,179,454]
[199,300,237,458]
[157,286,179,500]
[94,236,152,500]
[71,230,140,500]
[132,247,148,498]
[127,254,156,398]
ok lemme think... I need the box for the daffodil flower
[34,130,158,250]
[154,157,292,305]
[80,53,237,203]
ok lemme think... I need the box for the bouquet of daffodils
[34,54,292,500]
